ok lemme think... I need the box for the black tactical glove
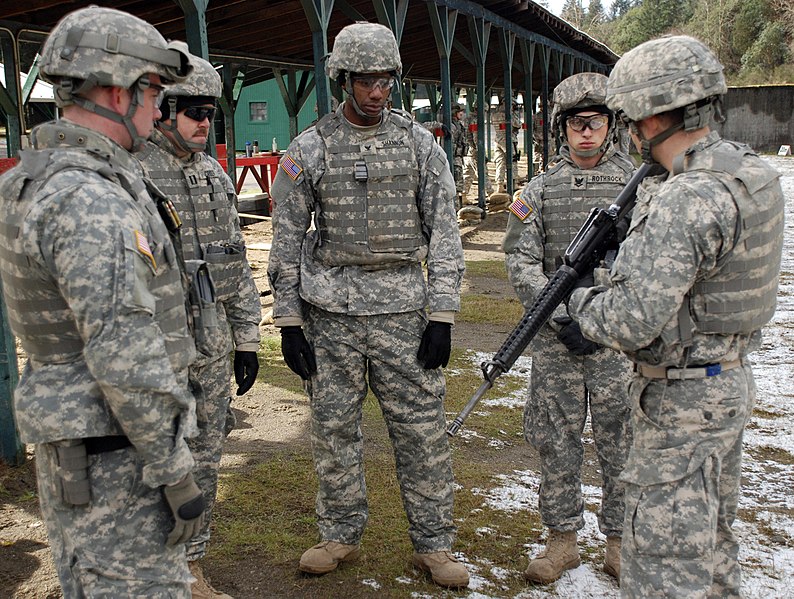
[233,350,259,396]
[417,321,452,369]
[163,473,205,546]
[280,326,317,380]
[553,316,600,356]
[440,123,452,140]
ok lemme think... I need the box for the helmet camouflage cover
[39,6,190,105]
[326,22,402,80]
[606,35,727,122]
[166,54,222,99]
[551,72,610,133]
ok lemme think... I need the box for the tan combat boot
[604,536,621,581]
[524,530,580,584]
[299,540,360,574]
[412,551,470,588]
[188,561,232,599]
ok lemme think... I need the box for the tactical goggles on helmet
[183,106,217,122]
[351,76,395,92]
[566,114,609,132]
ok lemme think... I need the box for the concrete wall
[716,85,794,153]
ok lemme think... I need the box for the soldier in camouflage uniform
[461,104,494,200]
[139,54,262,599]
[0,7,205,597]
[491,96,522,194]
[503,72,636,585]
[267,22,469,589]
[423,103,468,206]
[568,36,784,597]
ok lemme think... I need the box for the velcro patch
[280,153,303,180]
[509,197,532,221]
[134,230,156,270]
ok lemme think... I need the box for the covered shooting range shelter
[0,0,617,464]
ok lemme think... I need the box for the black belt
[84,435,133,455]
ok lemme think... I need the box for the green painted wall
[233,75,318,153]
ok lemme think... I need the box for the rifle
[447,162,662,436]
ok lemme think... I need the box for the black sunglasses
[183,106,217,122]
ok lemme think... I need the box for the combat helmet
[326,22,401,121]
[606,35,726,162]
[551,72,615,157]
[326,22,402,80]
[39,6,191,150]
[158,54,221,153]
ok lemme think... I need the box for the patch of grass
[746,445,794,465]
[256,334,307,394]
[465,260,509,279]
[211,347,541,597]
[459,293,524,325]
[753,407,786,419]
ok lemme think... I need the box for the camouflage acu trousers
[462,153,492,197]
[186,355,233,561]
[305,307,457,552]
[493,142,513,190]
[525,326,632,536]
[36,443,191,597]
[619,364,754,598]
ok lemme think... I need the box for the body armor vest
[313,109,426,267]
[140,137,245,302]
[679,140,783,338]
[0,137,194,374]
[540,152,634,275]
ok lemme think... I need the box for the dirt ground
[0,204,516,599]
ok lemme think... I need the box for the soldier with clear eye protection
[267,21,469,589]
[503,72,636,585]
[0,7,206,597]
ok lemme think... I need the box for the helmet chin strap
[157,97,207,154]
[632,100,716,164]
[633,121,683,165]
[344,73,383,123]
[71,79,151,151]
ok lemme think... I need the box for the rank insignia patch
[509,197,533,221]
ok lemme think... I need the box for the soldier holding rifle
[503,72,635,584]
[568,36,784,597]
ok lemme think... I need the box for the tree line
[547,0,794,84]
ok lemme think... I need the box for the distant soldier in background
[462,103,494,201]
[0,7,204,597]
[139,54,262,599]
[422,102,468,207]
[490,96,522,194]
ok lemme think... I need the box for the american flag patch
[509,197,532,221]
[135,230,156,269]
[281,153,303,180]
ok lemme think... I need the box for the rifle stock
[447,162,661,436]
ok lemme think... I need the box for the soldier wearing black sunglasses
[138,54,262,599]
